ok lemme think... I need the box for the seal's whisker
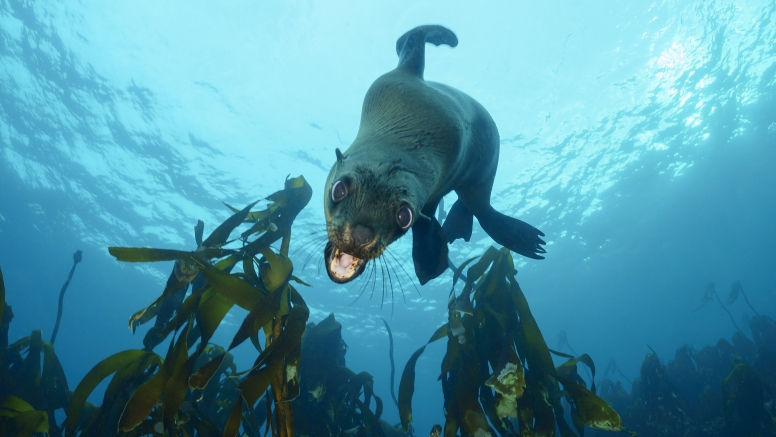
[384,255,406,306]
[378,257,388,309]
[302,240,328,271]
[348,260,375,307]
[369,259,378,301]
[382,254,397,317]
[385,248,421,299]
[295,235,328,256]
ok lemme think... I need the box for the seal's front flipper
[411,216,449,285]
[442,199,473,243]
[478,207,547,260]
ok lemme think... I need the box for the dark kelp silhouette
[1,268,68,437]
[695,283,747,337]
[591,317,776,437]
[292,314,402,437]
[397,247,629,436]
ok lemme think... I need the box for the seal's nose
[352,225,373,247]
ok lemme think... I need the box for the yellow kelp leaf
[485,349,525,419]
[65,349,154,437]
[398,324,448,432]
[118,330,187,432]
[237,359,283,405]
[162,329,194,434]
[195,292,234,347]
[557,375,623,431]
[223,396,245,437]
[201,199,259,248]
[195,258,263,310]
[0,397,50,436]
[227,286,286,351]
[188,352,225,390]
[234,303,309,378]
[258,248,293,292]
[108,247,233,263]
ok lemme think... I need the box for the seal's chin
[324,242,366,283]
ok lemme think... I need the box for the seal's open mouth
[325,242,366,283]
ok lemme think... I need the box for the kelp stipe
[398,247,630,436]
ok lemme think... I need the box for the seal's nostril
[352,225,372,247]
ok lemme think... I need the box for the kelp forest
[1,175,774,437]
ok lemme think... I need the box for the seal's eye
[331,180,347,203]
[396,206,413,229]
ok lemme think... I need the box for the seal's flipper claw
[411,216,449,285]
[396,25,458,79]
[478,208,547,260]
[442,199,473,244]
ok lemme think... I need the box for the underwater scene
[1,0,776,436]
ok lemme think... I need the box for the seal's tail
[396,25,458,79]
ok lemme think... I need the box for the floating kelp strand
[50,250,82,345]
[381,318,400,411]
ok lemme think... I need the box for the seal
[324,25,546,285]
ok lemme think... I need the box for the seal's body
[324,25,546,285]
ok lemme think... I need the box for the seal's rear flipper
[478,207,547,260]
[396,25,458,79]
[442,199,473,243]
[411,216,449,284]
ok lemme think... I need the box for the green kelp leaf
[290,275,311,287]
[258,248,293,292]
[201,199,259,248]
[85,353,162,434]
[556,375,623,431]
[241,176,313,256]
[223,396,244,437]
[223,201,275,223]
[0,268,5,327]
[13,330,42,405]
[162,327,195,434]
[0,396,49,436]
[195,258,264,310]
[127,254,238,332]
[238,359,283,406]
[228,286,286,351]
[556,353,597,393]
[65,350,155,436]
[356,399,387,437]
[235,301,309,378]
[108,247,234,263]
[188,353,226,390]
[195,291,234,348]
[119,329,187,432]
[41,341,70,411]
[485,348,526,419]
[398,324,448,432]
[285,340,302,402]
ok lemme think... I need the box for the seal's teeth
[329,248,362,280]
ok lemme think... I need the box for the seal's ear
[335,148,345,162]
[411,216,449,285]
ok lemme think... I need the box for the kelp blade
[398,324,448,432]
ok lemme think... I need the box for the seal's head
[324,148,421,283]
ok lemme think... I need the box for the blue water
[1,0,775,434]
